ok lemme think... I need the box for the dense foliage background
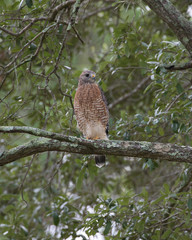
[0,0,192,239]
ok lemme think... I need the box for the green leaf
[0,194,16,201]
[176,83,184,94]
[125,44,130,57]
[162,228,172,239]
[155,66,161,74]
[14,120,27,126]
[52,211,60,226]
[172,120,180,133]
[163,183,170,194]
[76,166,86,190]
[187,197,192,210]
[158,127,164,136]
[29,43,37,51]
[141,187,148,202]
[143,159,158,171]
[143,82,153,94]
[58,24,63,33]
[136,219,145,232]
[26,0,33,8]
[103,221,111,235]
[151,195,165,205]
[123,131,131,140]
[88,160,97,180]
[145,125,151,134]
[77,235,88,240]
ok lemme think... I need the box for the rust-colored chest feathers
[74,83,109,139]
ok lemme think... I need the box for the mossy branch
[142,0,192,54]
[0,126,192,166]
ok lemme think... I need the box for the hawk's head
[78,70,96,85]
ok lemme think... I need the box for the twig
[164,83,192,113]
[0,74,7,90]
[160,165,192,233]
[55,72,74,110]
[0,20,36,37]
[72,26,84,44]
[49,0,76,22]
[20,154,36,205]
[108,76,150,109]
[47,153,65,186]
[164,61,192,71]
[5,23,56,70]
[45,1,82,79]
[0,77,15,103]
[31,32,46,60]
[55,72,74,125]
[82,5,115,20]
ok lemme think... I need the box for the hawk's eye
[85,74,89,77]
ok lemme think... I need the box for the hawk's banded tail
[95,155,105,168]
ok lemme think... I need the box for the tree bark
[0,126,192,166]
[142,0,192,55]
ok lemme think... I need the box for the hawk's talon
[93,136,100,140]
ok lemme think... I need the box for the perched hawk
[74,70,109,167]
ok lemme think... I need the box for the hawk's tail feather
[95,155,105,168]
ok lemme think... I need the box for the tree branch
[0,1,76,38]
[82,5,115,20]
[49,0,76,22]
[108,77,150,110]
[142,0,192,54]
[164,61,192,71]
[0,22,34,37]
[0,126,192,166]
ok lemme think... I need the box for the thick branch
[142,0,192,54]
[0,126,192,166]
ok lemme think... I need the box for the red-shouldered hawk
[74,70,109,167]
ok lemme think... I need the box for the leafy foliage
[0,0,192,239]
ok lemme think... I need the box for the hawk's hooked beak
[91,74,96,80]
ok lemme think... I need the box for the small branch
[0,15,68,40]
[66,0,83,31]
[164,83,192,113]
[31,32,46,60]
[176,166,192,193]
[0,126,192,166]
[20,154,36,205]
[0,22,34,37]
[49,0,76,22]
[55,72,74,124]
[72,26,84,44]
[108,76,150,109]
[0,76,15,103]
[161,165,192,233]
[46,1,82,79]
[5,23,56,70]
[164,61,192,71]
[82,5,115,20]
